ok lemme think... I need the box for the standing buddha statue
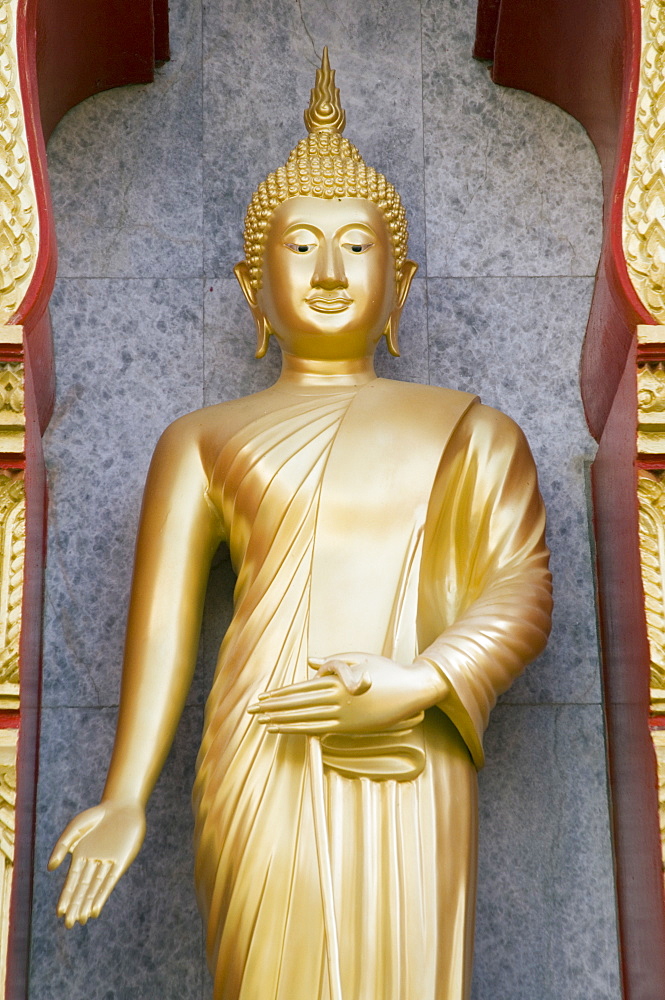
[49,49,552,1000]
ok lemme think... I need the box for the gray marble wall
[30,1,621,998]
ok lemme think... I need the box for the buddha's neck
[277,352,377,387]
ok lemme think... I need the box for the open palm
[48,800,146,927]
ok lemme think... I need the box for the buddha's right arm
[49,416,225,925]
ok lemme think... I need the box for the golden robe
[192,378,551,1000]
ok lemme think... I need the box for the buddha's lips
[306,294,353,313]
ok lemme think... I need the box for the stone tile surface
[35,706,202,879]
[43,278,204,708]
[203,0,427,277]
[47,0,203,278]
[375,276,429,384]
[30,868,204,1000]
[473,704,621,1000]
[203,278,281,404]
[428,276,601,704]
[422,0,603,277]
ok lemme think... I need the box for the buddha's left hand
[248,653,449,735]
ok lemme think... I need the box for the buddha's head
[235,49,418,362]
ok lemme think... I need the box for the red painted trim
[484,0,650,440]
[11,0,56,431]
[592,344,665,1000]
[153,0,170,63]
[637,458,665,470]
[35,0,157,142]
[473,0,501,61]
[12,0,172,429]
[6,341,46,1000]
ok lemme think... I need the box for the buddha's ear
[234,261,271,358]
[385,260,419,357]
[396,260,418,308]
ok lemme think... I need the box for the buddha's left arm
[49,415,224,926]
[416,404,553,767]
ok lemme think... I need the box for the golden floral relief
[0,475,24,710]
[0,0,38,323]
[0,363,24,455]
[0,728,16,992]
[651,731,665,871]
[624,0,665,319]
[637,471,665,712]
[638,364,665,453]
[637,471,665,883]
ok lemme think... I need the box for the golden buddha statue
[49,50,552,1000]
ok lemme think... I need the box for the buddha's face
[237,196,416,362]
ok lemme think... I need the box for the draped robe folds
[192,378,552,1000]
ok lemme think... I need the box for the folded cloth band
[320,715,426,781]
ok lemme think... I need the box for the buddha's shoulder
[375,380,527,443]
[151,385,291,452]
[374,377,476,417]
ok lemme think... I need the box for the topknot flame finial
[304,47,346,134]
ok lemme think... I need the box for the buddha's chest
[209,381,474,657]
[306,420,440,660]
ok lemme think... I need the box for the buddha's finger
[249,689,339,714]
[314,660,372,694]
[65,859,99,928]
[251,685,336,711]
[49,819,92,869]
[257,706,339,726]
[256,678,337,700]
[56,856,86,916]
[78,860,112,924]
[89,863,120,919]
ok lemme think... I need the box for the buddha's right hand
[48,800,146,927]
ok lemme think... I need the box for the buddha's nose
[311,241,348,290]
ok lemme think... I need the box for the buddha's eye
[343,242,373,254]
[285,243,315,254]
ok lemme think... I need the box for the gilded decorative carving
[0,728,16,991]
[0,363,24,455]
[637,471,665,711]
[637,364,665,452]
[624,0,665,318]
[637,468,665,882]
[651,731,665,870]
[0,474,23,711]
[0,0,38,323]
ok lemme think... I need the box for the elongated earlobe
[384,314,400,357]
[385,259,418,357]
[255,318,271,359]
[234,261,271,360]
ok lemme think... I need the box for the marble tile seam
[424,272,431,383]
[39,704,203,713]
[53,275,208,282]
[37,699,606,711]
[199,273,600,284]
[418,0,428,280]
[418,0,435,287]
[494,699,604,708]
[424,274,598,281]
[196,0,205,283]
[200,273,599,282]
